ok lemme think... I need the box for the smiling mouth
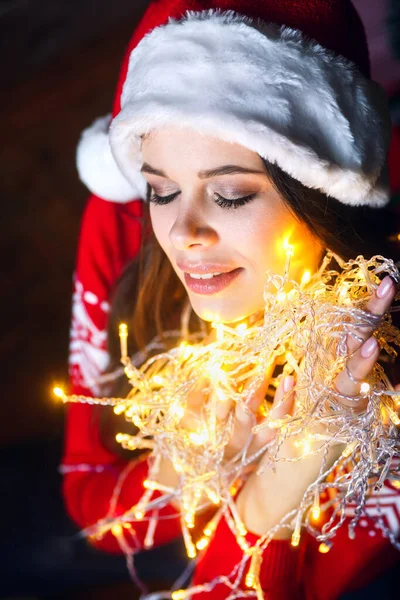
[183,267,243,295]
[187,272,224,279]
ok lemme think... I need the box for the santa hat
[77,0,391,207]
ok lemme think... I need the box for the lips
[183,267,243,295]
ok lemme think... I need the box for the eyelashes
[149,191,257,209]
[149,191,180,205]
[214,192,256,209]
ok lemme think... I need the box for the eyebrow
[140,162,265,179]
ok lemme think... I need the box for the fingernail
[235,402,249,422]
[376,276,393,299]
[283,375,294,393]
[361,337,378,358]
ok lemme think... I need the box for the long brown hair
[99,159,400,454]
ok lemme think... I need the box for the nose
[169,205,218,251]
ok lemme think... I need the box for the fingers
[213,361,273,422]
[366,276,396,316]
[245,362,275,413]
[215,390,234,421]
[335,276,396,406]
[222,362,273,423]
[222,365,273,459]
[272,375,295,412]
[251,375,295,449]
[335,336,380,405]
[347,276,395,354]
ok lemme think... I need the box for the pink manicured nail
[361,337,378,358]
[283,375,294,392]
[376,276,393,299]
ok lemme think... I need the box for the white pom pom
[76,115,147,202]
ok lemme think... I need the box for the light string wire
[54,250,400,597]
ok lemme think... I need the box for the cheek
[232,206,293,273]
[149,205,172,254]
[231,203,320,281]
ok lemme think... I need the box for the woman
[63,1,400,598]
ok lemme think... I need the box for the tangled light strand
[55,249,400,597]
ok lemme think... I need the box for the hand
[176,362,274,460]
[154,343,274,497]
[236,275,397,537]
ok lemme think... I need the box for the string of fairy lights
[54,239,400,598]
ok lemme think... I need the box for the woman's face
[141,127,323,323]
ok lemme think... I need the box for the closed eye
[149,191,257,208]
[149,191,180,205]
[214,192,257,209]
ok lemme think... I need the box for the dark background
[0,1,399,599]
[1,0,149,447]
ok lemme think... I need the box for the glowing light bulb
[211,321,224,341]
[342,440,358,458]
[237,522,247,537]
[206,489,220,505]
[236,323,247,335]
[119,323,128,360]
[53,387,66,400]
[203,520,217,537]
[196,536,210,550]
[185,516,195,529]
[318,542,331,554]
[189,431,208,446]
[311,491,320,521]
[311,505,321,520]
[303,439,312,455]
[339,282,351,305]
[172,590,187,600]
[301,270,311,287]
[172,405,185,419]
[282,236,294,256]
[295,434,312,456]
[179,341,193,360]
[291,531,301,547]
[291,515,302,547]
[245,548,262,589]
[111,524,123,537]
[206,361,228,384]
[276,291,287,303]
[245,572,255,588]
[387,407,400,426]
[360,382,370,395]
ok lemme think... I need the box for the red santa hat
[77,0,391,207]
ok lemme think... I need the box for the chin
[189,296,262,325]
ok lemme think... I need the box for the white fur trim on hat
[76,115,147,202]
[110,10,391,207]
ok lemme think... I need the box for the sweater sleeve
[191,476,400,600]
[303,477,400,599]
[62,194,181,553]
[192,513,304,599]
